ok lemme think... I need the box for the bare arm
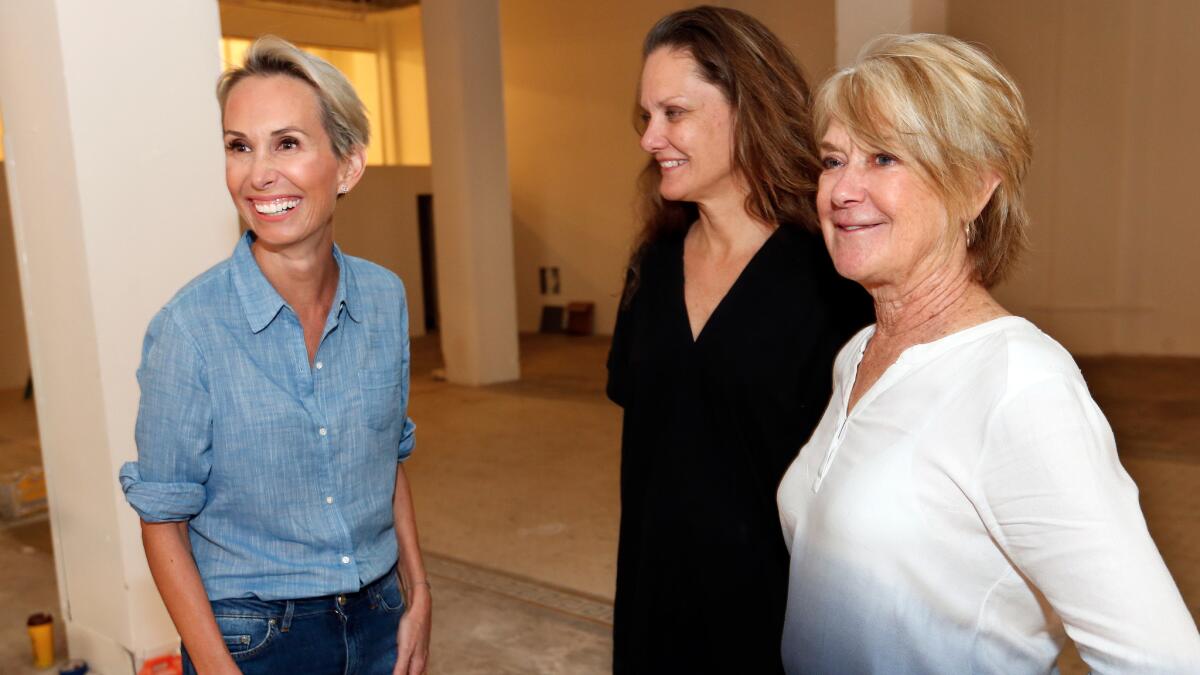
[391,464,430,675]
[141,521,240,675]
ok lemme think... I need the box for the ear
[338,145,368,193]
[968,170,1002,221]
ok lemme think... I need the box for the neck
[870,256,1000,342]
[251,228,339,310]
[692,189,773,257]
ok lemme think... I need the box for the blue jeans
[182,568,405,675]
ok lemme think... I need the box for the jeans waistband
[210,566,398,630]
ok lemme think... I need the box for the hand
[393,583,431,675]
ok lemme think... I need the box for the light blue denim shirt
[119,232,415,601]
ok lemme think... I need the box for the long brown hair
[624,6,821,303]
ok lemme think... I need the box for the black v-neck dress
[606,223,872,673]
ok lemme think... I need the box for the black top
[606,223,872,673]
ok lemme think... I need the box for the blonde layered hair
[217,35,369,160]
[814,33,1032,287]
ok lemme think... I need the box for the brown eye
[633,110,650,135]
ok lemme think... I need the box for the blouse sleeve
[605,271,636,409]
[977,374,1200,672]
[119,307,213,522]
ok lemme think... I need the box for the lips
[250,197,301,217]
[658,158,688,170]
[836,222,881,232]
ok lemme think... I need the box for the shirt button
[341,555,351,564]
[315,361,324,370]
[319,427,328,436]
[326,496,334,504]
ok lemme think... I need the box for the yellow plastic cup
[27,612,54,668]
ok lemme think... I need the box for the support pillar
[421,0,521,385]
[836,0,946,67]
[0,1,237,672]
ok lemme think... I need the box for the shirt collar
[231,231,361,334]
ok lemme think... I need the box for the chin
[829,251,878,285]
[658,187,689,203]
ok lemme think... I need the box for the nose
[640,114,666,154]
[828,163,865,208]
[250,151,277,191]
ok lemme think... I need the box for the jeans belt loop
[281,600,296,633]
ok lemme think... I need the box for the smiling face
[817,121,967,293]
[638,48,738,205]
[223,75,363,251]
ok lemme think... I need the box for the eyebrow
[818,141,843,153]
[222,127,311,137]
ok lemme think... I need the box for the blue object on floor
[59,660,88,675]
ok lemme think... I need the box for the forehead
[639,47,720,103]
[223,74,323,132]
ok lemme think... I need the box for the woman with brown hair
[606,6,870,672]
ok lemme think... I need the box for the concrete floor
[1,336,1198,673]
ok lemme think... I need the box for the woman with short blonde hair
[122,36,430,675]
[777,33,1200,673]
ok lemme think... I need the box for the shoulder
[638,230,684,272]
[340,253,408,331]
[982,318,1085,394]
[342,252,406,296]
[154,256,239,334]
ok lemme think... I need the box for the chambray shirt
[119,232,415,602]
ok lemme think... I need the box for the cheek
[815,180,835,217]
[225,162,245,198]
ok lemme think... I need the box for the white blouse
[777,316,1200,674]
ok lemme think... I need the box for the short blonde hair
[217,35,369,160]
[813,33,1032,287]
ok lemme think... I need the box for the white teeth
[659,160,687,169]
[253,198,300,215]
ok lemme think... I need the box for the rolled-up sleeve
[397,417,416,462]
[120,307,212,523]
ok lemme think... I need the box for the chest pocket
[358,368,404,431]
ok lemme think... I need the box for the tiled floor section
[0,339,1196,673]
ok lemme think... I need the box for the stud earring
[338,184,349,195]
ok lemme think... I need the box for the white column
[0,1,237,672]
[836,0,946,67]
[421,0,521,385]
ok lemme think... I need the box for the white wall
[836,0,945,66]
[951,0,1200,355]
[334,166,430,336]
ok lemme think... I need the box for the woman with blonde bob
[777,33,1200,673]
[120,36,430,674]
